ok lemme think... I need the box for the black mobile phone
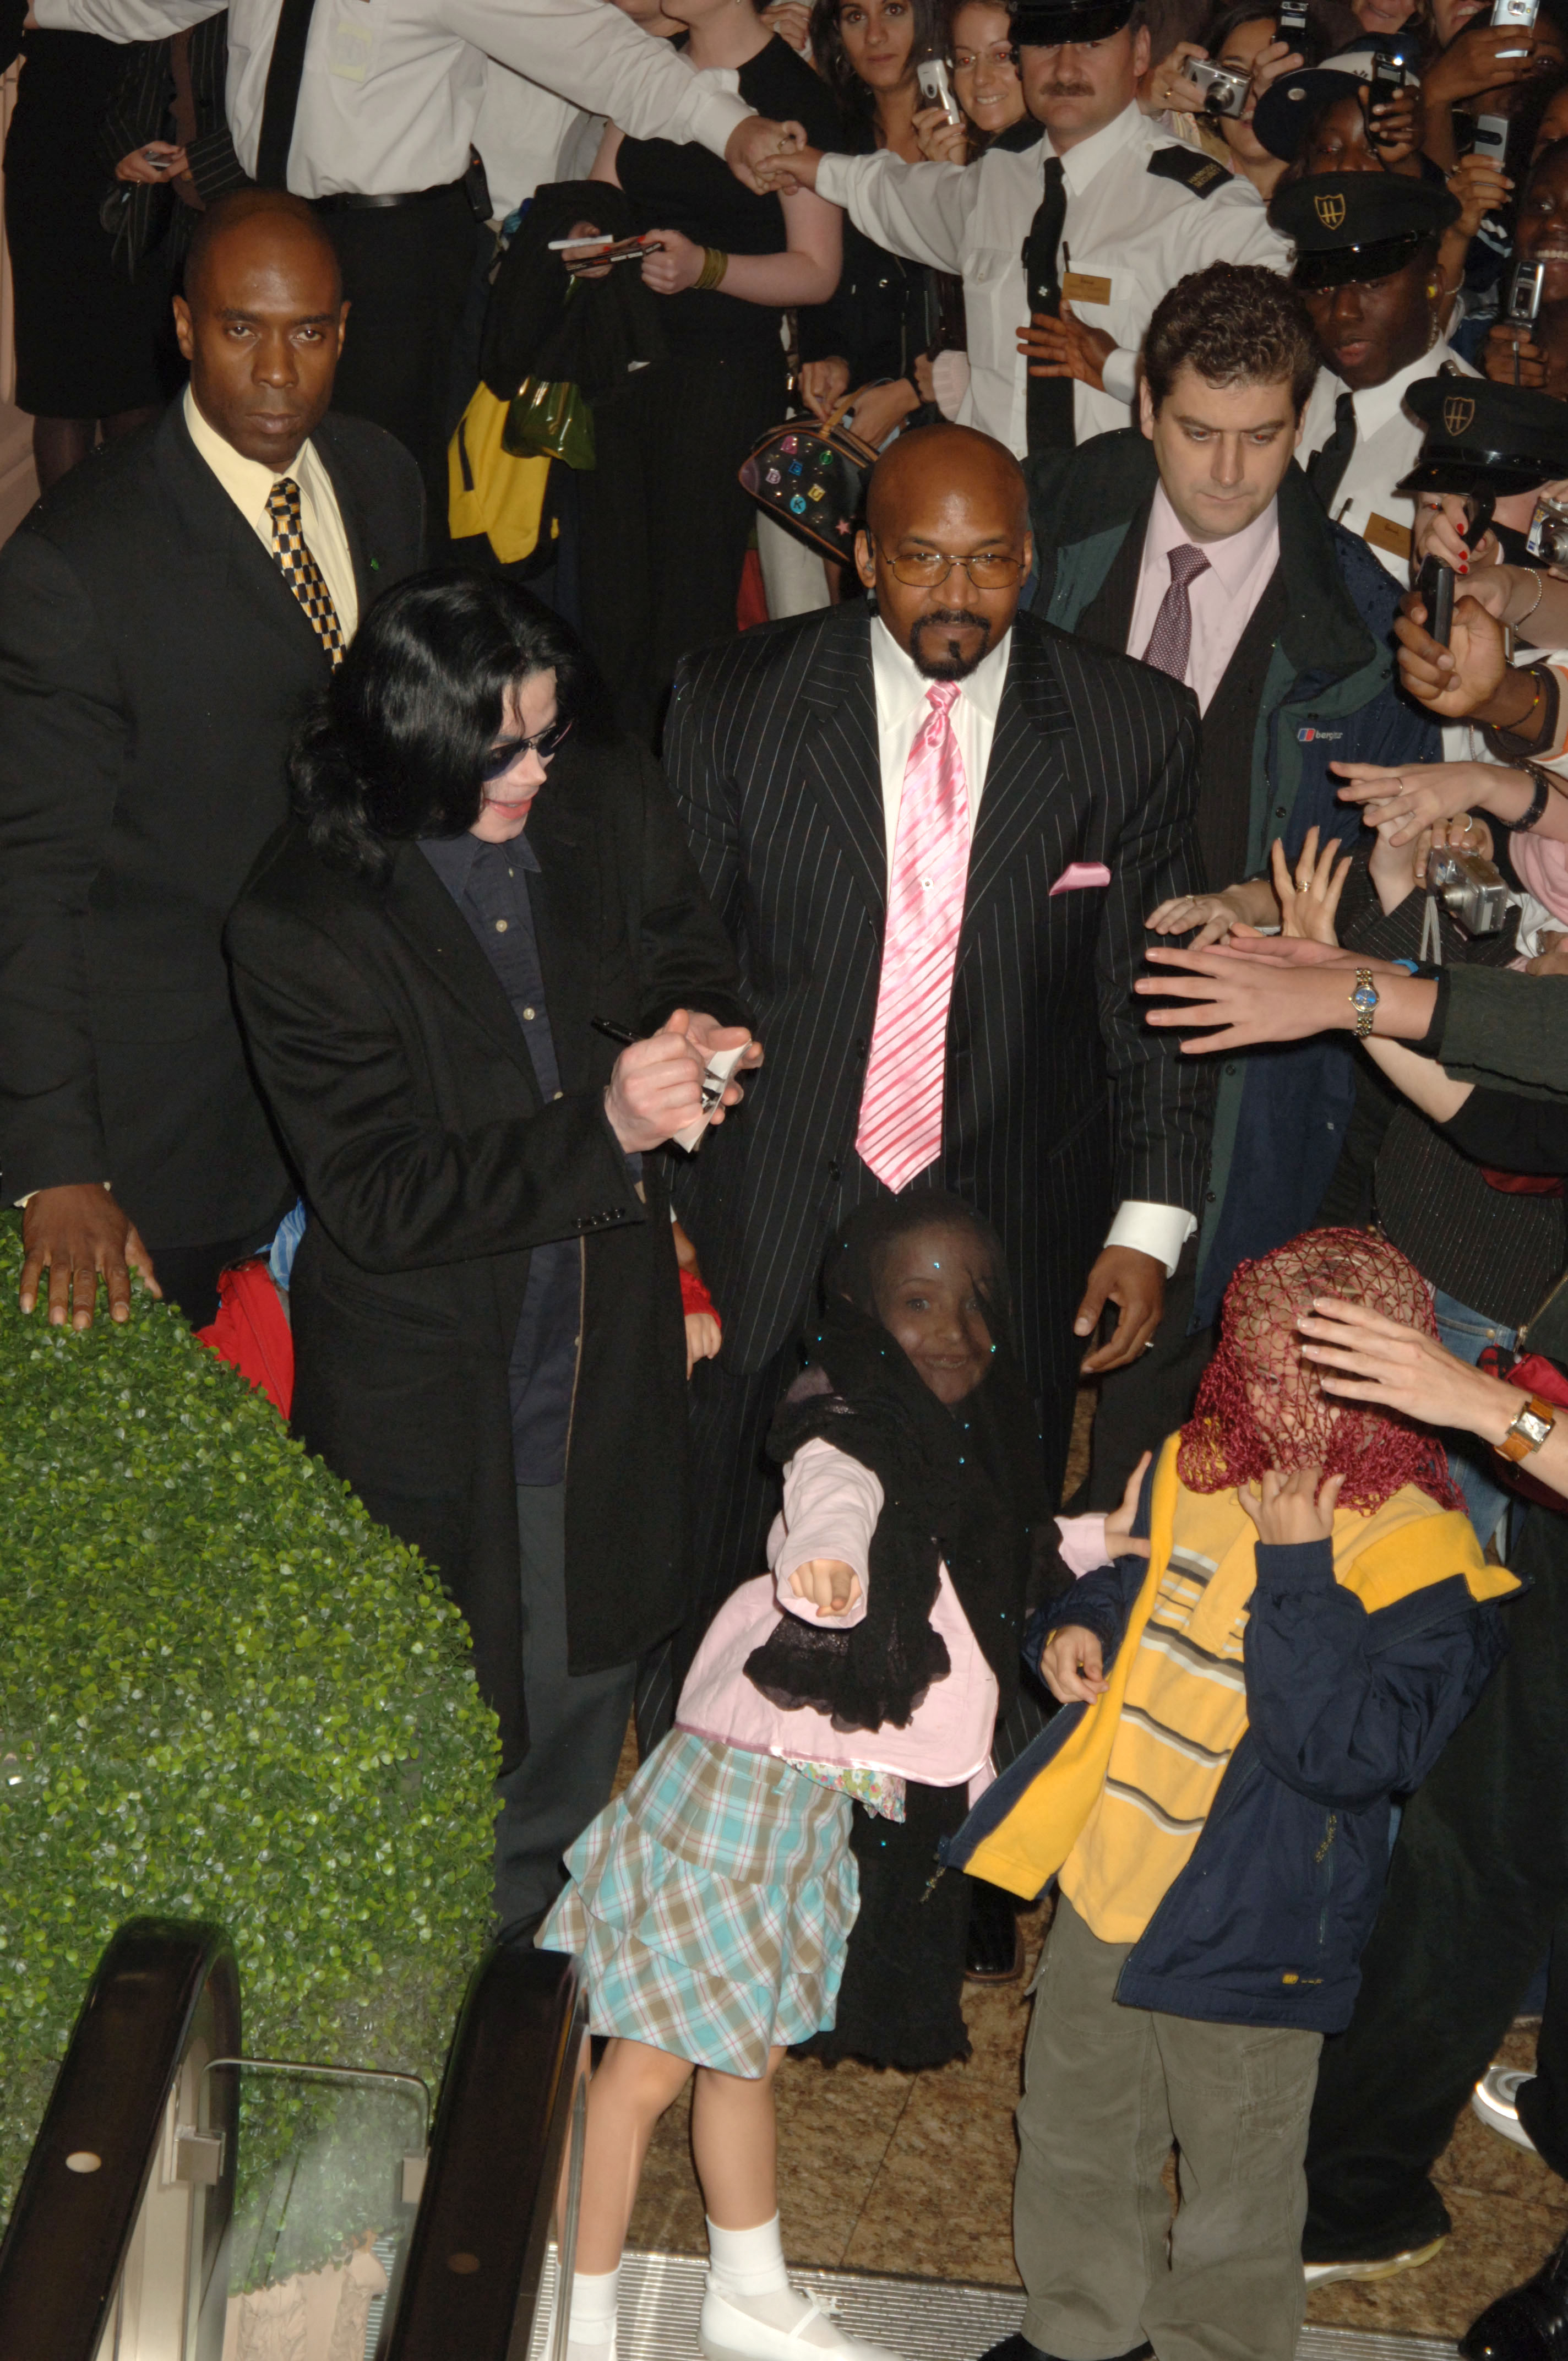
[1417,556,1456,648]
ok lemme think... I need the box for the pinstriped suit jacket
[667,604,1214,1397]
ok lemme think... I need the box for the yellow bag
[447,383,553,565]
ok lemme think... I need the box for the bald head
[865,423,1029,545]
[175,191,349,468]
[857,425,1033,680]
[185,188,341,310]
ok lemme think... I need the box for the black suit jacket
[225,739,750,1770]
[0,401,424,1244]
[667,606,1212,1400]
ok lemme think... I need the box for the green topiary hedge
[0,1212,500,2227]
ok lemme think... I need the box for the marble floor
[623,1388,1568,2342]
[625,1906,1565,2342]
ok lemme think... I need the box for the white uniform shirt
[182,385,358,636]
[817,104,1288,458]
[869,617,1193,1274]
[1299,341,1480,583]
[473,51,737,218]
[34,0,752,200]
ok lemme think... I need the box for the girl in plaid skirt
[539,1193,1044,2361]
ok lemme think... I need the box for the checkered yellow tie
[266,476,345,667]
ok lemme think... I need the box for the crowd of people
[13,0,1568,2351]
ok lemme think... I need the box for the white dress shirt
[35,0,752,200]
[1298,341,1479,583]
[183,384,358,637]
[869,618,1192,1274]
[1126,486,1281,714]
[817,106,1287,459]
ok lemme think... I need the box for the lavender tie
[1140,542,1211,687]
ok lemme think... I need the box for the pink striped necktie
[855,679,972,1192]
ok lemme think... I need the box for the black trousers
[576,341,787,746]
[1303,1498,1568,2261]
[492,1483,639,1940]
[320,186,479,519]
[1083,1249,1213,1513]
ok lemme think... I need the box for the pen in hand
[591,1016,637,1047]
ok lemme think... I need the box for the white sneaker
[698,2282,906,2361]
[1472,2063,1540,2153]
[1303,2238,1447,2287]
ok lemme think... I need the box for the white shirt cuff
[1104,1200,1195,1277]
[1099,347,1139,407]
[685,86,754,157]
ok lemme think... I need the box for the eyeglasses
[480,716,574,780]
[874,542,1030,590]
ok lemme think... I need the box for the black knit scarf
[743,1293,1046,1734]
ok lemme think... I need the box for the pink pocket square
[1050,862,1113,896]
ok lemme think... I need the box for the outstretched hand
[19,1183,162,1331]
[789,1556,862,1616]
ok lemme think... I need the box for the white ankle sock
[706,2217,834,2339]
[565,2264,618,2358]
[706,2216,791,2298]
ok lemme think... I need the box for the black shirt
[616,35,841,356]
[420,831,581,1487]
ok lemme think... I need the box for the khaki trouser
[1015,1896,1321,2361]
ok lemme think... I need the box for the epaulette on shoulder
[1146,145,1228,197]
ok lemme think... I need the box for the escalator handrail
[0,1914,240,2360]
[384,1943,585,2361]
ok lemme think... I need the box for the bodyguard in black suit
[655,423,1212,1733]
[0,189,423,1331]
[226,575,752,1928]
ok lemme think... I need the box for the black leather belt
[312,177,466,212]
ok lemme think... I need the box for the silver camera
[1427,846,1512,934]
[1189,56,1252,112]
[1529,496,1568,565]
[1491,0,1539,26]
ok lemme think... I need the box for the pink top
[677,1438,999,1792]
[1511,829,1568,928]
[1125,486,1282,716]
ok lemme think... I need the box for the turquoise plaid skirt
[537,1731,858,2077]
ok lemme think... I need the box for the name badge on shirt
[329,13,373,78]
[1061,270,1113,306]
[1364,512,1412,560]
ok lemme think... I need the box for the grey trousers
[1016,1897,1321,2361]
[491,1484,638,1940]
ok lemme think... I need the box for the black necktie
[1024,156,1074,456]
[255,0,320,188]
[1308,390,1357,515]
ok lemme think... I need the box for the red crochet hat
[1178,1228,1466,1516]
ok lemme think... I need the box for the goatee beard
[911,610,993,681]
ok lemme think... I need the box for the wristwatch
[1498,1395,1558,1463]
[1349,969,1379,1040]
[1519,758,1560,833]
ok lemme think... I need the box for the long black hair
[808,0,942,153]
[289,569,596,878]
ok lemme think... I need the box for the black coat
[225,739,750,1770]
[666,605,1213,1406]
[0,401,424,1244]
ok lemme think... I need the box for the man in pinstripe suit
[646,423,1213,1742]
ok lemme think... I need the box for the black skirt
[6,30,173,417]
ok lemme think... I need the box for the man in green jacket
[1027,259,1437,1505]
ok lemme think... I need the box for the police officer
[1276,172,1473,580]
[774,0,1288,458]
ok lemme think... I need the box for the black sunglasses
[480,716,574,781]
